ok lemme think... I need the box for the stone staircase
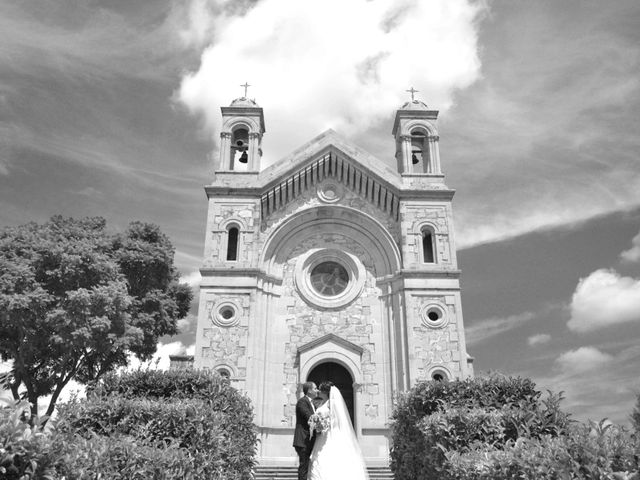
[253,465,394,480]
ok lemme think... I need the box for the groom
[293,381,319,480]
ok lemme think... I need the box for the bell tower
[217,89,265,173]
[392,88,441,176]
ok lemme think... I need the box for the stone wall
[400,202,455,269]
[409,294,463,381]
[198,292,251,389]
[202,198,261,268]
[279,232,384,426]
[261,180,401,245]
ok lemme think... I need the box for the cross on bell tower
[217,90,266,173]
[240,82,251,98]
[392,89,442,176]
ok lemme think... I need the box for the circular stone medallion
[295,249,365,310]
[317,180,343,203]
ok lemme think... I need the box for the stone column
[428,135,441,174]
[249,132,261,171]
[400,135,412,173]
[219,132,232,170]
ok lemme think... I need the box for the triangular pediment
[258,130,402,221]
[259,129,400,189]
[297,333,364,356]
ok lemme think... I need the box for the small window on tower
[422,228,435,263]
[226,227,239,261]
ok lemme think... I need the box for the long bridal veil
[328,386,369,480]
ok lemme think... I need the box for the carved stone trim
[294,248,365,310]
[419,300,449,329]
[208,299,241,327]
[298,333,364,356]
[260,151,400,222]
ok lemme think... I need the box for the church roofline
[259,129,401,189]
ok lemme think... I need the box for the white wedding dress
[308,386,369,480]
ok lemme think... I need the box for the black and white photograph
[1,1,639,478]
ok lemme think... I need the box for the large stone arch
[260,205,401,279]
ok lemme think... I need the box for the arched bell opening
[230,126,249,169]
[307,361,355,427]
[410,127,430,173]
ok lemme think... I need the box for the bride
[308,381,369,480]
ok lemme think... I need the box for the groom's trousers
[295,445,311,480]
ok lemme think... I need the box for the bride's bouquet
[308,409,331,437]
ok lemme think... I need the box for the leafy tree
[0,216,192,419]
[632,392,640,434]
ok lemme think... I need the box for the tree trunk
[27,392,39,426]
[45,381,68,419]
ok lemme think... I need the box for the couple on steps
[293,381,369,480]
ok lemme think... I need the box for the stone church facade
[193,96,473,465]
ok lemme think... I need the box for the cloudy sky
[1,0,639,424]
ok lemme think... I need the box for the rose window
[310,261,349,297]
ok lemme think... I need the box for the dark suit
[293,395,316,480]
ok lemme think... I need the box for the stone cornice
[297,333,364,356]
[205,185,262,198]
[199,267,282,285]
[376,269,461,284]
[392,109,439,136]
[399,189,455,201]
[220,105,265,132]
[398,269,461,278]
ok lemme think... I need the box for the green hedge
[0,369,257,480]
[443,421,638,479]
[388,375,640,480]
[390,375,571,480]
[52,434,206,480]
[61,369,257,479]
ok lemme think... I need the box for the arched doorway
[307,362,355,427]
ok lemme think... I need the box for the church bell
[236,139,249,163]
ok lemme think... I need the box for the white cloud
[533,344,640,424]
[555,346,613,375]
[178,0,486,164]
[466,311,535,344]
[527,333,551,347]
[126,341,191,371]
[620,230,640,263]
[568,269,640,333]
[180,270,201,288]
[177,313,197,332]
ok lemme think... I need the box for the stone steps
[253,465,394,480]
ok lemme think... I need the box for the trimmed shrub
[390,375,639,480]
[443,421,639,479]
[53,368,257,479]
[390,375,571,480]
[0,370,257,479]
[51,433,201,480]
